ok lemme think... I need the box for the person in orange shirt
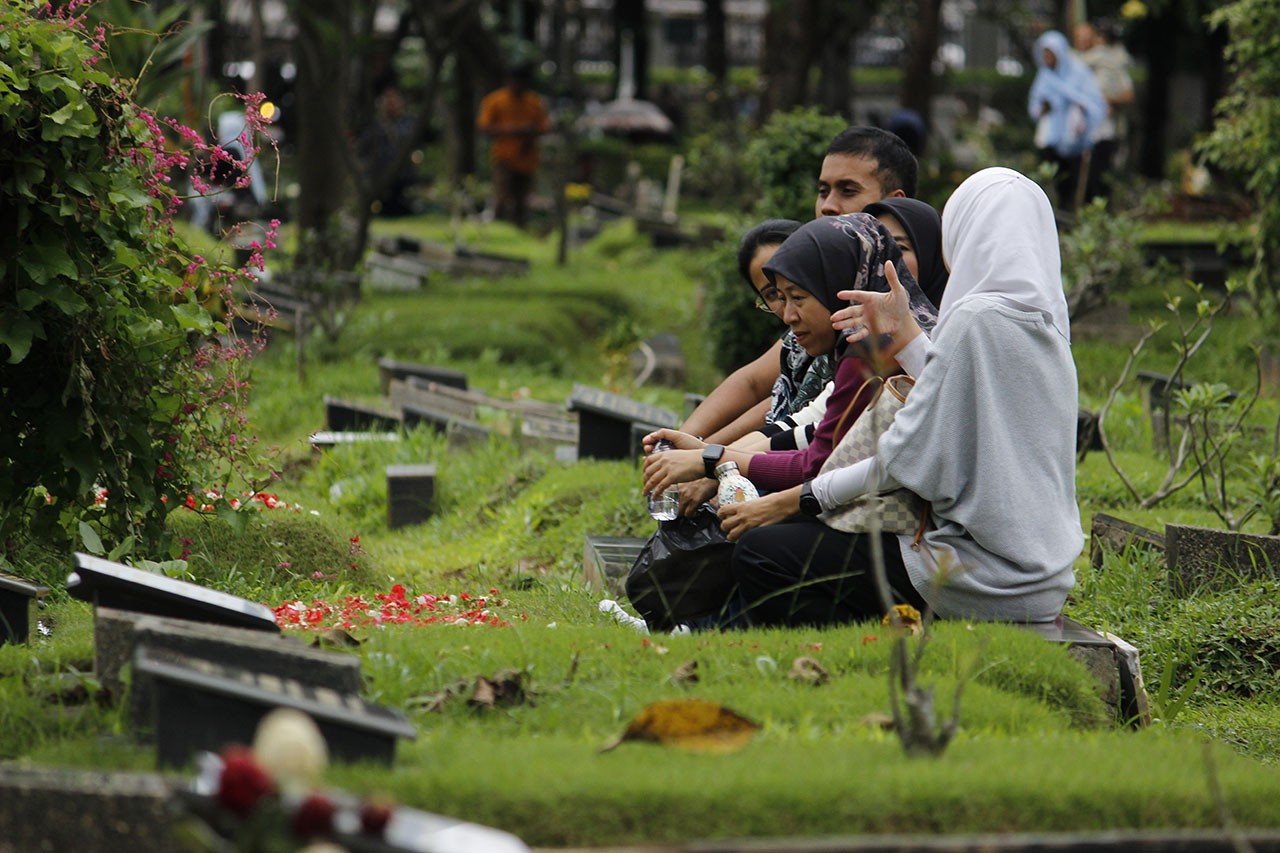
[476,64,551,227]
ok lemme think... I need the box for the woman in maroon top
[642,213,938,498]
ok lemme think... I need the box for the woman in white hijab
[720,167,1082,626]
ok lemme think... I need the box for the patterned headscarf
[763,213,939,362]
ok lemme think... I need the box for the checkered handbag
[817,374,928,536]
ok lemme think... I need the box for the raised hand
[831,260,921,357]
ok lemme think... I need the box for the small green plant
[1061,197,1158,319]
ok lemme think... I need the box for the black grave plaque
[135,648,416,767]
[387,463,437,529]
[378,358,468,395]
[324,396,403,432]
[401,403,490,443]
[567,384,678,461]
[67,553,279,633]
[0,571,49,646]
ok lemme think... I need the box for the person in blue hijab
[1028,30,1107,211]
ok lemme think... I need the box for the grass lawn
[8,214,1280,846]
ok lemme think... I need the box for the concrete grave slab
[378,358,468,395]
[94,607,363,727]
[1166,522,1280,594]
[0,765,179,852]
[1089,514,1165,569]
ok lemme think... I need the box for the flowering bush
[274,584,511,631]
[0,1,273,556]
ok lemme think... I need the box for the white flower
[252,708,328,793]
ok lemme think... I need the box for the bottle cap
[714,461,740,477]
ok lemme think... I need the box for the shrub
[0,4,265,555]
[701,234,786,375]
[745,108,848,222]
[1200,0,1280,329]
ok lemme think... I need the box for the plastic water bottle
[715,461,759,506]
[647,439,680,521]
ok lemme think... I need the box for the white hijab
[939,167,1071,342]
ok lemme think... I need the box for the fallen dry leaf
[787,656,830,686]
[599,698,760,754]
[671,660,700,686]
[405,678,470,713]
[881,603,923,635]
[859,711,896,731]
[468,669,530,710]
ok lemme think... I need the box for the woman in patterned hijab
[642,213,937,501]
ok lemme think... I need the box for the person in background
[477,64,551,227]
[1028,31,1107,212]
[1074,19,1135,202]
[679,127,919,451]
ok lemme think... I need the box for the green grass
[10,212,1280,845]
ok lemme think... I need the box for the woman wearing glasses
[642,214,938,513]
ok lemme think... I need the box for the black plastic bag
[624,505,737,631]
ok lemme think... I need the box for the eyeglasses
[754,287,785,313]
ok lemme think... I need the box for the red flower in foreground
[360,800,395,836]
[291,792,336,839]
[216,746,275,816]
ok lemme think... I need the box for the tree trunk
[758,0,818,121]
[294,0,351,259]
[613,0,650,101]
[1137,12,1173,179]
[815,31,852,116]
[704,0,729,118]
[900,0,942,133]
[453,54,478,179]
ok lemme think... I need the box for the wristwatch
[798,479,823,516]
[701,444,726,478]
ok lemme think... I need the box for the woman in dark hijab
[862,198,948,310]
[642,214,938,500]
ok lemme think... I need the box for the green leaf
[78,521,105,556]
[107,536,136,562]
[171,301,213,333]
[47,102,77,125]
[0,316,42,363]
[18,242,76,285]
[216,503,249,535]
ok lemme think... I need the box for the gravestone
[1136,370,1237,452]
[1166,523,1280,594]
[1089,513,1165,569]
[324,396,402,432]
[1076,409,1104,455]
[67,553,279,633]
[567,385,679,461]
[401,403,491,445]
[135,647,416,767]
[0,766,179,852]
[630,332,686,388]
[364,252,431,292]
[0,571,49,645]
[378,358,468,395]
[94,607,363,726]
[387,464,437,529]
[388,379,478,422]
[519,410,579,448]
[583,535,646,597]
[1022,616,1150,726]
[309,430,400,451]
[630,421,678,462]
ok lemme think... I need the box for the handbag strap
[832,375,885,440]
